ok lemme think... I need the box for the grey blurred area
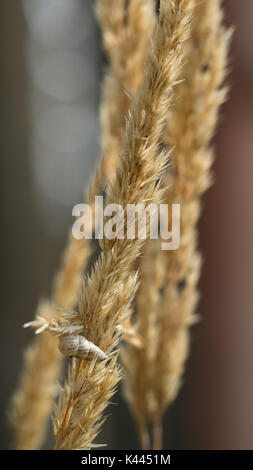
[1,0,253,450]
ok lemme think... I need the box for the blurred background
[1,0,253,450]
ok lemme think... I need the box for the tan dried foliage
[10,0,155,450]
[10,0,232,452]
[50,0,194,449]
[122,0,232,449]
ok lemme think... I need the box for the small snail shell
[58,334,106,361]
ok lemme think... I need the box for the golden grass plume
[122,0,232,450]
[27,0,195,450]
[9,0,155,450]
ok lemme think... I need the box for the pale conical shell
[58,335,106,361]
